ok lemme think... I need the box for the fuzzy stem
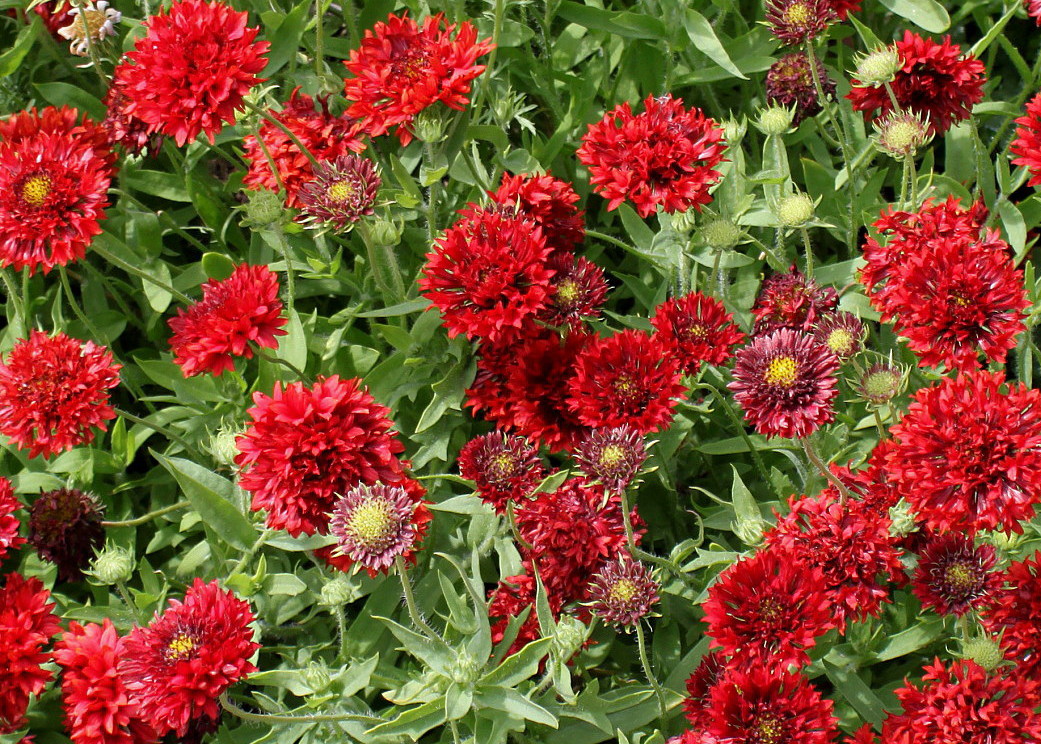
[800,227,814,279]
[334,603,349,662]
[102,500,190,528]
[800,436,856,504]
[395,555,443,643]
[356,220,406,305]
[635,623,667,725]
[219,693,378,725]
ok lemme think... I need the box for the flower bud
[757,105,796,136]
[776,192,815,227]
[243,188,285,227]
[873,111,933,159]
[854,45,901,87]
[551,615,589,661]
[319,574,363,606]
[699,218,744,251]
[961,636,1004,672]
[413,107,447,144]
[888,499,919,538]
[88,544,135,585]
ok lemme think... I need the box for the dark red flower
[27,488,105,582]
[912,534,999,617]
[102,79,162,156]
[458,430,544,513]
[573,425,647,494]
[882,659,1041,744]
[0,573,60,734]
[702,545,835,670]
[813,311,865,360]
[682,650,729,728]
[886,370,1041,534]
[236,376,411,538]
[488,572,549,651]
[764,0,835,46]
[728,328,840,439]
[0,106,113,274]
[567,329,685,434]
[983,551,1041,676]
[0,478,24,562]
[119,579,258,738]
[420,209,554,344]
[577,94,727,218]
[0,331,120,459]
[343,12,493,144]
[489,172,585,257]
[1027,0,1041,24]
[765,490,903,630]
[328,482,431,577]
[168,263,288,377]
[114,0,269,146]
[54,620,157,744]
[707,666,839,744]
[296,154,381,231]
[765,52,836,124]
[537,255,609,330]
[243,90,366,208]
[651,291,746,375]
[847,31,986,135]
[587,556,659,629]
[1011,92,1041,187]
[752,266,838,334]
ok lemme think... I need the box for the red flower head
[1027,0,1041,23]
[236,376,409,537]
[0,331,120,459]
[343,12,493,144]
[752,266,838,334]
[813,311,865,360]
[765,52,836,125]
[1011,92,1041,187]
[587,556,659,630]
[567,329,685,434]
[682,650,729,729]
[912,534,1000,617]
[0,478,24,562]
[420,209,554,344]
[728,328,840,439]
[54,620,157,744]
[489,172,585,258]
[577,94,727,218]
[103,79,162,156]
[243,90,366,208]
[886,370,1041,535]
[765,490,904,630]
[114,0,269,146]
[458,430,544,514]
[574,424,647,494]
[983,551,1041,675]
[0,573,60,734]
[702,545,835,670]
[329,482,430,577]
[28,488,105,582]
[0,107,113,274]
[119,579,259,738]
[651,290,746,375]
[488,572,549,651]
[297,154,382,231]
[847,31,986,135]
[538,255,609,330]
[706,666,839,744]
[168,263,288,377]
[765,0,835,46]
[883,659,1041,744]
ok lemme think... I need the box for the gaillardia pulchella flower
[538,255,609,329]
[457,430,544,514]
[765,52,836,125]
[328,482,431,576]
[651,291,746,375]
[752,266,838,333]
[0,573,60,734]
[765,0,835,46]
[56,0,121,56]
[1011,91,1041,187]
[587,556,659,630]
[27,488,105,582]
[573,425,647,494]
[813,311,865,360]
[488,172,585,257]
[983,551,1041,676]
[912,534,1000,617]
[296,154,382,231]
[0,478,24,563]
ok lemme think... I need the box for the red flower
[119,579,258,738]
[566,329,685,434]
[983,551,1041,675]
[812,311,865,360]
[886,370,1041,534]
[0,478,24,563]
[764,0,835,46]
[847,32,986,135]
[882,659,1041,744]
[242,90,366,208]
[728,328,840,439]
[682,650,728,728]
[28,488,105,582]
[328,482,431,577]
[1011,92,1041,187]
[488,572,548,651]
[0,573,60,734]
[489,172,585,258]
[0,107,113,274]
[297,154,381,231]
[765,491,903,630]
[114,0,269,146]
[103,80,161,156]
[1027,0,1041,25]
[538,255,609,330]
[0,331,120,459]
[587,556,659,629]
[765,52,836,124]
[457,430,544,514]
[235,376,409,537]
[577,94,727,217]
[54,620,157,744]
[343,12,493,144]
[651,291,746,375]
[420,209,554,344]
[168,263,287,377]
[706,666,838,744]
[573,425,647,494]
[702,545,835,670]
[752,266,838,333]
[912,534,999,617]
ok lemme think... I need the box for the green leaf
[365,699,447,739]
[378,616,455,675]
[124,169,192,202]
[34,81,106,119]
[201,252,236,281]
[356,298,430,317]
[260,0,310,76]
[274,308,307,371]
[557,1,665,39]
[474,687,558,727]
[154,454,258,551]
[874,618,945,661]
[823,660,886,727]
[0,18,40,77]
[877,0,949,33]
[683,10,746,80]
[481,637,554,687]
[445,683,474,721]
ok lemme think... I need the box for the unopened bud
[854,46,901,87]
[776,192,815,227]
[88,544,135,585]
[757,105,795,136]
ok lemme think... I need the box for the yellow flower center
[327,179,357,203]
[346,499,395,547]
[608,578,639,605]
[166,633,197,661]
[757,596,784,621]
[949,294,971,307]
[555,279,580,304]
[945,562,976,593]
[827,328,854,355]
[754,714,784,744]
[783,2,812,26]
[599,444,626,468]
[764,356,798,387]
[21,175,52,207]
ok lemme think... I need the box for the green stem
[69,0,109,86]
[255,347,310,383]
[585,229,638,253]
[619,489,698,590]
[102,500,190,528]
[334,603,349,662]
[800,436,856,504]
[243,100,321,171]
[90,241,192,304]
[272,223,296,317]
[219,693,378,725]
[873,408,887,440]
[314,0,325,78]
[711,247,725,301]
[470,0,505,121]
[116,408,203,460]
[1,269,25,328]
[59,266,104,340]
[883,82,903,114]
[424,142,442,243]
[395,555,444,643]
[635,623,667,725]
[227,529,275,582]
[356,221,406,305]
[799,227,814,279]
[111,190,211,253]
[899,154,911,210]
[114,580,143,621]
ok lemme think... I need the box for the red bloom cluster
[243,90,366,208]
[113,0,269,146]
[912,534,999,617]
[457,430,544,513]
[236,376,411,538]
[0,574,60,734]
[0,106,113,274]
[752,266,838,334]
[119,579,258,738]
[1011,92,1041,187]
[983,552,1041,675]
[489,173,585,257]
[577,94,727,217]
[168,263,288,377]
[0,478,24,562]
[847,32,986,135]
[886,370,1041,534]
[651,291,745,375]
[0,331,121,459]
[343,12,493,144]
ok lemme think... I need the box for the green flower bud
[304,661,333,693]
[961,636,1004,672]
[87,544,135,586]
[721,117,747,146]
[448,650,482,687]
[368,218,402,247]
[776,192,815,227]
[551,615,588,661]
[413,107,447,144]
[873,111,933,159]
[699,218,744,251]
[756,105,795,136]
[208,425,243,468]
[888,499,919,538]
[854,45,901,87]
[243,188,286,228]
[319,575,363,606]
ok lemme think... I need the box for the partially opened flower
[587,556,659,630]
[297,154,382,231]
[912,534,1000,617]
[27,488,105,582]
[1011,92,1041,187]
[0,573,60,734]
[538,255,609,329]
[329,482,430,576]
[813,312,865,360]
[682,650,728,728]
[752,266,838,333]
[457,431,544,513]
[573,425,647,494]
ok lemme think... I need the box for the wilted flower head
[587,556,659,630]
[457,430,544,513]
[297,154,381,231]
[574,425,647,493]
[329,482,429,576]
[752,266,838,333]
[57,0,121,55]
[28,488,105,582]
[873,110,933,158]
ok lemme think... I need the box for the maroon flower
[752,266,838,333]
[27,488,105,582]
[1011,91,1041,187]
[912,534,1000,617]
[651,291,745,375]
[296,154,381,231]
[765,52,836,124]
[682,650,728,729]
[538,255,609,329]
[587,556,659,630]
[329,482,431,576]
[765,0,835,46]
[457,431,544,514]
[812,312,865,360]
[573,425,647,494]
[0,573,60,734]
